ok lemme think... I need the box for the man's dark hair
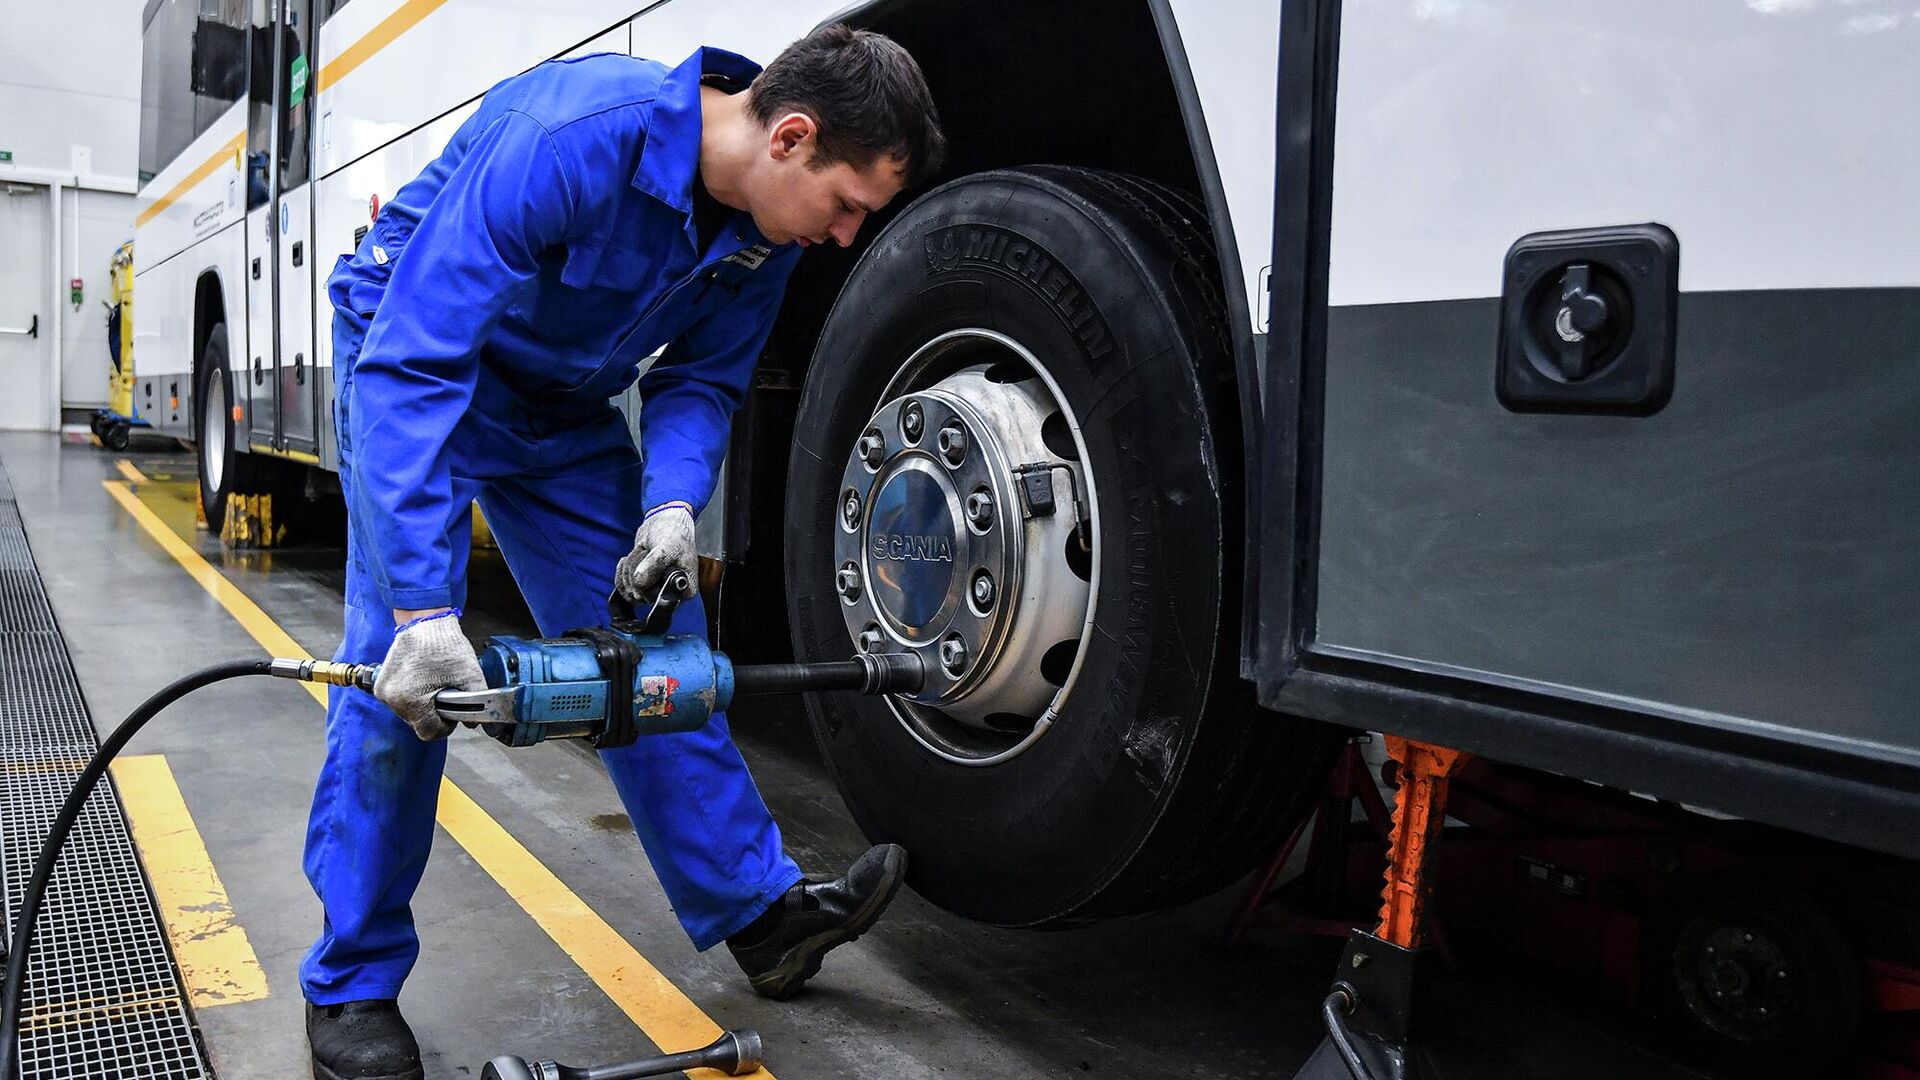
[749,25,947,186]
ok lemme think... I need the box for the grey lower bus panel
[133,374,193,438]
[1313,287,1919,762]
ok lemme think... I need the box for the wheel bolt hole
[840,488,862,531]
[1063,525,1092,581]
[901,401,925,444]
[1040,410,1080,462]
[857,429,887,470]
[1040,640,1077,687]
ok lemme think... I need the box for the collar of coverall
[631,46,782,256]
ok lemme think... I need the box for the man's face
[747,113,907,248]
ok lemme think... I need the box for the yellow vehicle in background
[88,240,145,451]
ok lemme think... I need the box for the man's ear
[769,111,817,161]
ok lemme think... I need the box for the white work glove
[615,502,700,603]
[374,611,485,741]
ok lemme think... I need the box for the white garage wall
[0,0,142,424]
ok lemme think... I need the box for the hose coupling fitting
[269,658,378,689]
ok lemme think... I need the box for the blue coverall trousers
[299,309,802,1005]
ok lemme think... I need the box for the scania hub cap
[834,330,1096,765]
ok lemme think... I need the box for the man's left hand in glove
[616,501,699,603]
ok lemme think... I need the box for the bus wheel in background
[786,166,1338,927]
[194,323,277,538]
[1648,872,1862,1080]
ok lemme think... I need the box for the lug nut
[965,490,994,530]
[939,634,969,676]
[858,431,886,469]
[841,489,862,529]
[858,625,883,653]
[837,563,863,602]
[902,401,925,443]
[971,570,995,611]
[938,422,968,466]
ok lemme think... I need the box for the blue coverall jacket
[302,47,804,1004]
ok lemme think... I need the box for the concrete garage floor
[0,432,1703,1080]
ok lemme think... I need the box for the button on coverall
[302,47,805,1004]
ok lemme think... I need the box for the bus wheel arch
[734,0,1252,658]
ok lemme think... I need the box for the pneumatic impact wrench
[286,569,926,749]
[284,569,926,1077]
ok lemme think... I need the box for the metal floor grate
[0,463,213,1078]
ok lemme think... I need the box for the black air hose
[0,659,271,1077]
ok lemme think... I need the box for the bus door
[245,0,317,455]
[274,0,318,455]
[243,0,275,446]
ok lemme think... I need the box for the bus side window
[191,1,249,149]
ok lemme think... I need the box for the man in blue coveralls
[306,27,944,1080]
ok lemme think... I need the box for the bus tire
[784,166,1337,926]
[194,324,275,535]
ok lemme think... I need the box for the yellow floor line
[110,754,270,1009]
[115,459,148,484]
[101,480,772,1076]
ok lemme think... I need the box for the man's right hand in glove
[374,609,485,741]
[615,501,700,604]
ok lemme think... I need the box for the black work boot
[307,999,425,1080]
[726,843,907,1000]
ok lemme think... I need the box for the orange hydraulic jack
[1292,737,1470,1080]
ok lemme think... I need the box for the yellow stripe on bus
[100,479,776,1077]
[136,131,247,227]
[313,0,456,94]
[111,754,271,1009]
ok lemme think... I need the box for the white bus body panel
[1325,0,1920,306]
[312,102,478,378]
[131,96,250,437]
[307,22,630,377]
[134,100,248,276]
[1164,0,1279,334]
[127,223,248,437]
[133,99,250,436]
[314,0,643,179]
